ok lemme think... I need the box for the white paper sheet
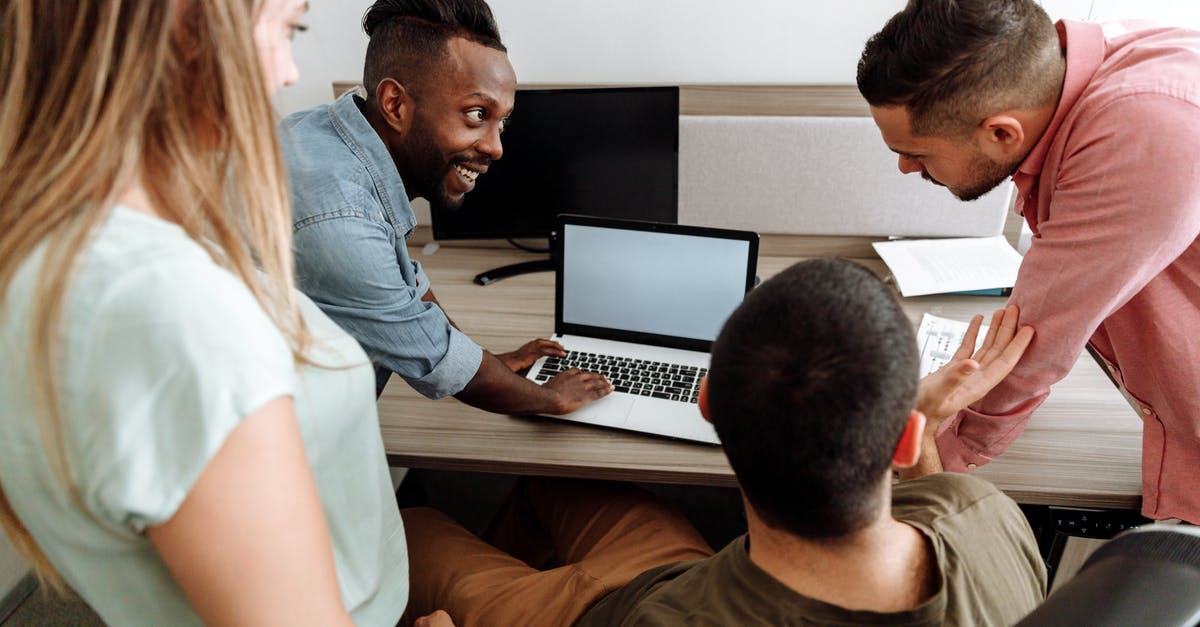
[916,313,989,377]
[872,236,1022,297]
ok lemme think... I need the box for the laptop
[525,214,759,444]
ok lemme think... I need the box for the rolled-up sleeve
[293,211,482,399]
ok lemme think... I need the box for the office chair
[1017,525,1200,626]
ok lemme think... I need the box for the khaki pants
[401,477,714,627]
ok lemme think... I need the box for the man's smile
[453,163,482,183]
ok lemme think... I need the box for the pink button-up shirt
[936,20,1200,522]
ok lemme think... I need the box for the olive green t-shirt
[578,473,1046,626]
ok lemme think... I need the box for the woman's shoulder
[75,208,279,333]
[41,207,299,400]
[84,207,239,285]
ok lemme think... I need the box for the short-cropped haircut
[856,0,1061,137]
[708,259,919,538]
[361,0,506,96]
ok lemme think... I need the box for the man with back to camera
[857,0,1200,523]
[279,0,612,414]
[398,259,1046,626]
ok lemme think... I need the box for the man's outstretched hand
[900,305,1034,480]
[917,305,1035,427]
[496,339,567,374]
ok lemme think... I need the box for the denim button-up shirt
[280,92,483,398]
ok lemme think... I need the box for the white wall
[279,0,1200,115]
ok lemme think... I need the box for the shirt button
[966,463,977,470]
[1142,407,1152,415]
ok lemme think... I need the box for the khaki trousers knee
[401,477,713,627]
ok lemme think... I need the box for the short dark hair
[361,0,507,95]
[856,0,1062,136]
[708,259,919,539]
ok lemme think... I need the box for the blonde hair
[0,0,309,587]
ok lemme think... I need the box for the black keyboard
[534,350,707,404]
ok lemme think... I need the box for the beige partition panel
[678,115,1011,237]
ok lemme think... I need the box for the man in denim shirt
[280,0,611,414]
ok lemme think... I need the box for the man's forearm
[454,351,562,415]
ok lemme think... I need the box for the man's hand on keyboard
[916,305,1035,425]
[543,368,615,413]
[496,339,568,374]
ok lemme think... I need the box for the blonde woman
[0,1,425,624]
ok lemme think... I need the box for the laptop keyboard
[534,350,707,403]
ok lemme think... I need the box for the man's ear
[892,410,926,469]
[373,78,413,136]
[697,375,712,424]
[974,113,1026,161]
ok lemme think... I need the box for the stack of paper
[872,236,1022,297]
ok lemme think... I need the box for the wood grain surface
[378,244,1143,509]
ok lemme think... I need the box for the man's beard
[403,124,464,211]
[426,177,463,211]
[932,149,1020,202]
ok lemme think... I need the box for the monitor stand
[472,234,558,286]
[473,258,554,285]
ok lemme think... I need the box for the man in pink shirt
[857,0,1200,523]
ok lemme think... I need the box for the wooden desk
[378,244,1144,510]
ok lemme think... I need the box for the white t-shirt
[0,207,407,625]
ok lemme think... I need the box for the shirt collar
[328,89,413,225]
[1017,20,1108,178]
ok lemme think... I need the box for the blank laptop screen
[561,223,751,343]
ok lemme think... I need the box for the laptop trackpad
[561,393,636,428]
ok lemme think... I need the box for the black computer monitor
[430,86,679,243]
